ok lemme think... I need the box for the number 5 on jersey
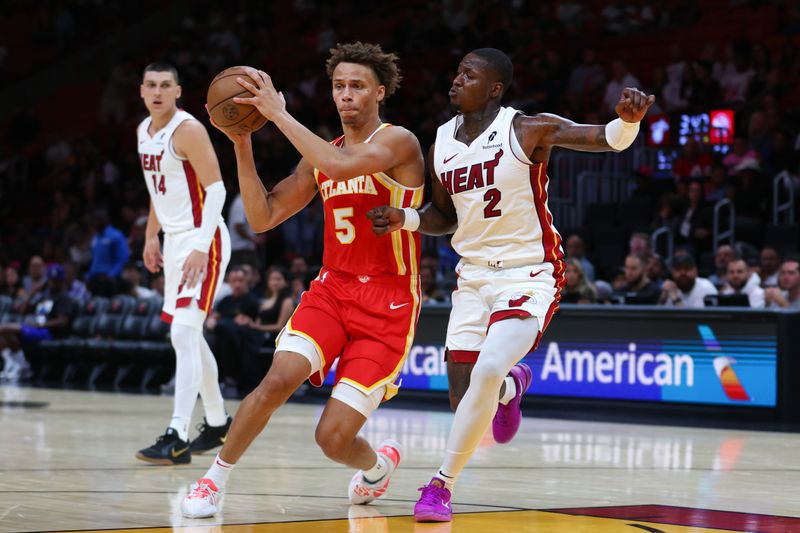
[333,207,355,244]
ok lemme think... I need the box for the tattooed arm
[517,87,655,162]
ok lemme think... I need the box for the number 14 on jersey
[151,174,166,195]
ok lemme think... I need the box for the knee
[471,360,507,388]
[314,425,351,464]
[249,372,293,410]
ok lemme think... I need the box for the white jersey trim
[508,113,533,165]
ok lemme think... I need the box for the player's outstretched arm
[234,138,318,233]
[207,112,318,234]
[368,144,457,237]
[528,87,655,154]
[234,69,421,181]
[236,145,319,233]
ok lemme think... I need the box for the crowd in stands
[1,0,800,386]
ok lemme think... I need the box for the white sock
[499,376,516,405]
[169,320,203,442]
[437,468,457,491]
[198,336,228,427]
[205,453,235,489]
[362,453,390,483]
[439,318,539,488]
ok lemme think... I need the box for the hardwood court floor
[1,385,799,533]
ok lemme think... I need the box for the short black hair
[326,42,402,99]
[143,62,179,84]
[470,48,513,96]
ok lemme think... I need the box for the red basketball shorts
[279,267,421,400]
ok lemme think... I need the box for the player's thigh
[161,236,183,316]
[253,350,314,402]
[279,285,349,384]
[446,278,490,356]
[336,281,419,401]
[318,382,384,441]
[491,263,560,341]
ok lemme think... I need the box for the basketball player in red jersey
[369,48,654,521]
[182,42,425,518]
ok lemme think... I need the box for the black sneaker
[189,416,232,454]
[136,428,191,465]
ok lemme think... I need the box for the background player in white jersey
[369,48,654,521]
[135,62,232,464]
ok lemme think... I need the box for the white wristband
[191,181,226,252]
[401,207,420,232]
[605,118,640,151]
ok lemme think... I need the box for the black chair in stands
[56,297,110,371]
[81,294,136,388]
[137,310,173,391]
[107,297,163,390]
[25,296,82,381]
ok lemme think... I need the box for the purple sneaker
[492,362,533,444]
[414,477,452,522]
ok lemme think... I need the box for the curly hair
[325,41,402,99]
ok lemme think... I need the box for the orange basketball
[206,66,268,135]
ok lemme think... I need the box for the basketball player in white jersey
[369,48,654,521]
[135,62,232,465]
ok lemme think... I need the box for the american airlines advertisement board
[325,310,778,408]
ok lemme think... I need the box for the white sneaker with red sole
[348,439,403,504]
[181,477,222,518]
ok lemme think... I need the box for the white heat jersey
[433,106,564,265]
[137,110,221,234]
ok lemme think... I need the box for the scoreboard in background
[647,109,735,152]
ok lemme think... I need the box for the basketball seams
[225,106,261,129]
[206,90,254,115]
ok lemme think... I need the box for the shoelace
[188,482,216,501]
[417,483,448,505]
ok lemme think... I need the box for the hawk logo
[488,131,497,142]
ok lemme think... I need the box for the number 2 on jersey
[151,174,166,195]
[333,207,355,244]
[483,188,502,218]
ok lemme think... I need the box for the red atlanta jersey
[315,124,423,277]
